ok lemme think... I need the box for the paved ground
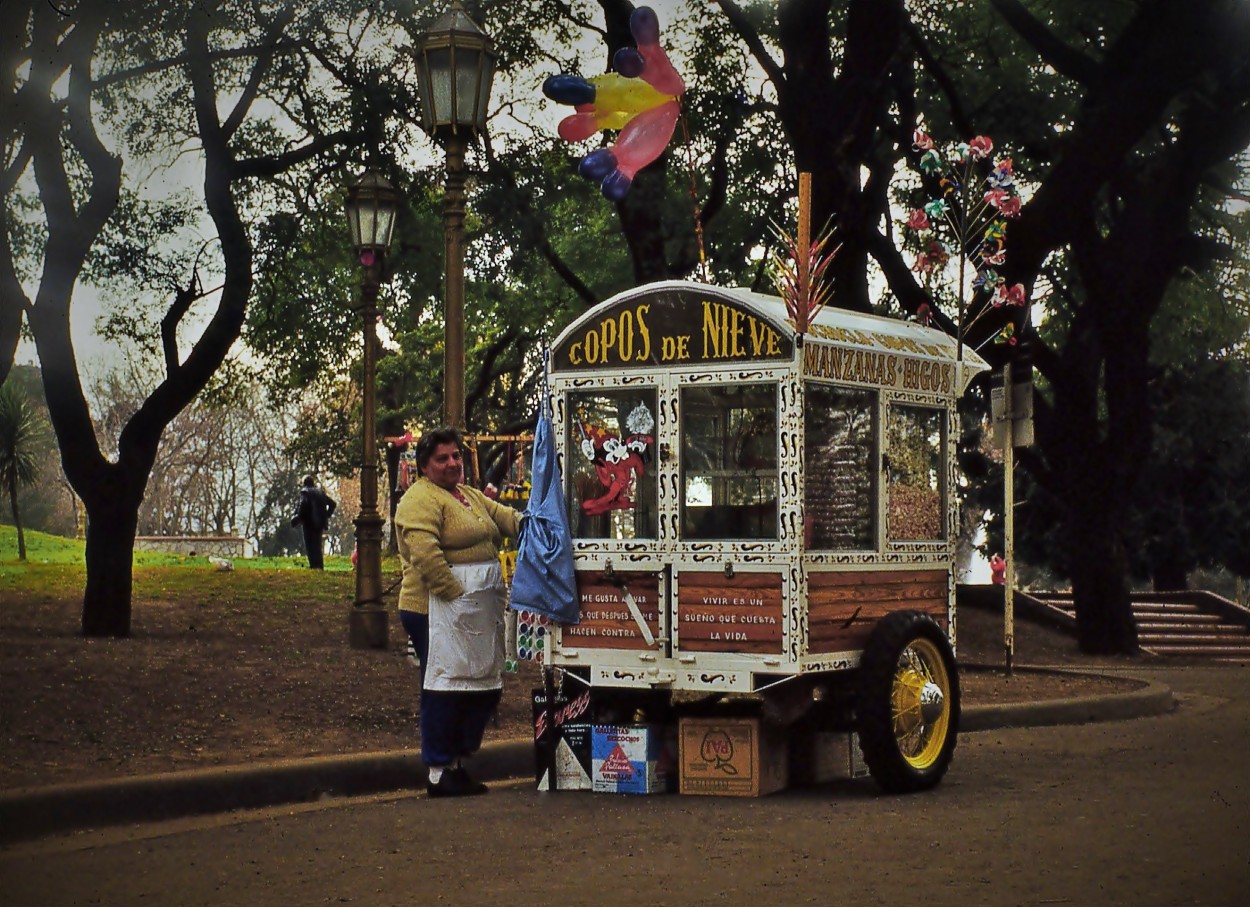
[1,664,1245,907]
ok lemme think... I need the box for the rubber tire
[855,610,960,794]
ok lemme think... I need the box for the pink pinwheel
[969,135,994,159]
[907,209,930,230]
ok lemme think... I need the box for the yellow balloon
[589,72,673,119]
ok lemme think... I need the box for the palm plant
[0,382,45,561]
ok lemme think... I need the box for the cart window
[567,390,658,540]
[804,384,876,549]
[681,384,778,540]
[886,405,946,541]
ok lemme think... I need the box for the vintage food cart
[543,280,989,792]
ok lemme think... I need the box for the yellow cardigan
[395,477,521,614]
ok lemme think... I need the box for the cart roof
[551,281,989,392]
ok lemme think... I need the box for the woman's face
[423,442,464,490]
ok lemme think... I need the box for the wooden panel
[806,569,948,655]
[808,569,947,588]
[678,637,782,654]
[677,571,784,654]
[808,582,947,619]
[564,571,660,650]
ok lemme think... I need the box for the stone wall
[133,536,249,558]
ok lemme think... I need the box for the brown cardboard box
[791,730,868,785]
[678,717,788,797]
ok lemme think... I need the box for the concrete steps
[1016,590,1250,663]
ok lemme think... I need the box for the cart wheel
[855,610,959,793]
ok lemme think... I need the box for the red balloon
[613,100,680,179]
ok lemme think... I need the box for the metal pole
[1003,360,1015,674]
[349,256,389,650]
[442,134,468,429]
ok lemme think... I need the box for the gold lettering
[749,317,771,356]
[618,310,634,362]
[701,301,721,358]
[569,341,583,366]
[599,318,617,363]
[730,308,746,356]
[636,304,651,361]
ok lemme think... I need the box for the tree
[2,1,371,635]
[703,0,1250,653]
[0,380,46,559]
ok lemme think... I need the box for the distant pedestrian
[990,553,1006,586]
[292,475,336,569]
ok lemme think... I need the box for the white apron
[424,561,507,692]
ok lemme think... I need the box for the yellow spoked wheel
[890,637,953,770]
[856,611,960,793]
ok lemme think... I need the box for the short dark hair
[303,475,316,487]
[415,426,463,469]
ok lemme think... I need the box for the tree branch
[714,0,785,88]
[221,5,296,141]
[990,0,1100,85]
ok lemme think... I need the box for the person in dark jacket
[292,475,336,569]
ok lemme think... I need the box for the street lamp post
[415,0,496,429]
[345,171,398,650]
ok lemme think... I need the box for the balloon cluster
[542,6,685,201]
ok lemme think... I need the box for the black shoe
[449,766,489,795]
[427,767,488,798]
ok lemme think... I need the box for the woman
[394,427,522,797]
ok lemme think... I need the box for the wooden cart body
[545,281,988,695]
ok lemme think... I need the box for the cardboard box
[591,724,673,794]
[532,687,593,791]
[792,731,868,785]
[679,717,788,797]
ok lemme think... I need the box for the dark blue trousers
[399,611,429,668]
[420,688,502,767]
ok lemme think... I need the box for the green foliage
[0,381,45,491]
[0,523,391,575]
[1131,357,1250,583]
[0,382,48,557]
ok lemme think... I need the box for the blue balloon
[600,170,632,201]
[613,47,645,79]
[579,148,617,182]
[631,7,660,45]
[542,74,596,106]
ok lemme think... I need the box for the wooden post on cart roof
[796,172,812,334]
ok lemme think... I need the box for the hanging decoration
[542,6,685,201]
[903,121,1028,356]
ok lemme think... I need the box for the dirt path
[1,664,1244,907]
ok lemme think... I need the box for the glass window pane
[886,405,946,541]
[681,384,777,540]
[566,390,658,540]
[804,384,876,549]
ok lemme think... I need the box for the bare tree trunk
[1067,492,1138,655]
[8,477,26,561]
[81,496,141,636]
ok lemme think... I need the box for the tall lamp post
[415,1,496,429]
[345,171,398,650]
